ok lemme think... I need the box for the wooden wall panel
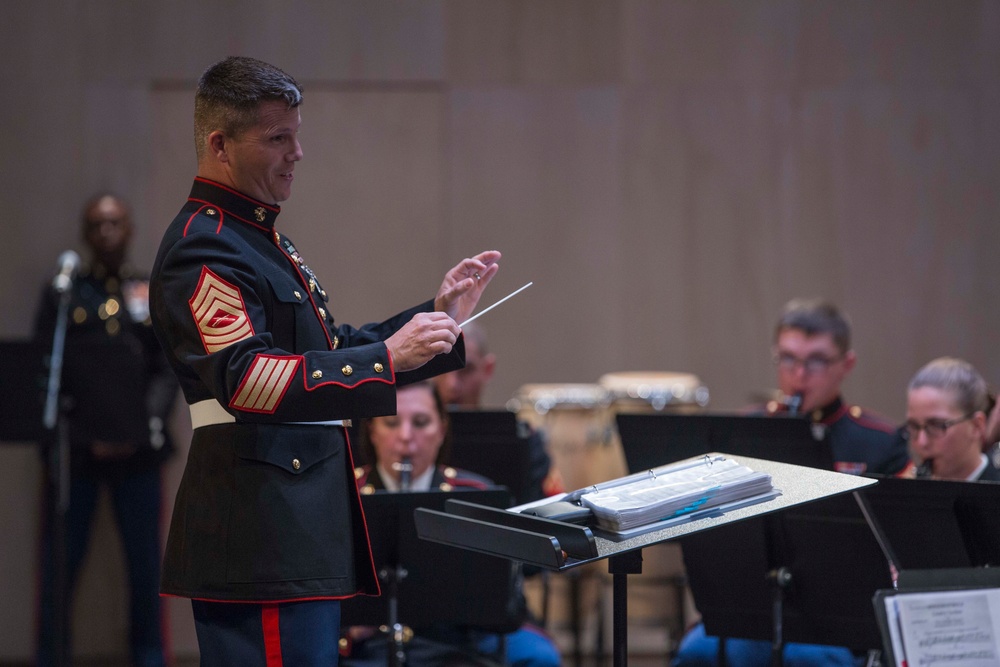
[1,0,999,661]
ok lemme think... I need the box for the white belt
[189,399,348,429]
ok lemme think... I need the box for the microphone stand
[42,279,74,667]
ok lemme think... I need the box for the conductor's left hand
[434,250,501,324]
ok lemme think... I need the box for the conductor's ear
[207,131,229,163]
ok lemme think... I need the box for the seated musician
[754,297,909,476]
[341,381,560,667]
[674,298,901,667]
[904,356,1000,481]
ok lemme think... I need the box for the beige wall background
[1,0,999,662]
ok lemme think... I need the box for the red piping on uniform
[820,403,850,426]
[187,197,272,232]
[193,177,281,212]
[301,374,396,393]
[162,592,370,603]
[344,429,382,597]
[262,604,283,667]
[274,242,336,349]
[183,205,224,236]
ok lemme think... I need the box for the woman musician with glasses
[904,357,1000,481]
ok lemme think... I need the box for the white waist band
[189,400,348,429]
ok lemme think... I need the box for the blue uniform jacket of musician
[150,178,464,603]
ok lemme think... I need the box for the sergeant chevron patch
[230,354,300,413]
[189,266,254,353]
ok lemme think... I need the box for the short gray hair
[194,56,303,159]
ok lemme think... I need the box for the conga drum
[507,383,626,652]
[507,383,627,493]
[597,371,710,652]
[598,371,709,415]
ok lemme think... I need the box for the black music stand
[679,491,892,660]
[414,453,877,667]
[340,489,523,667]
[615,413,834,473]
[0,340,47,443]
[447,409,535,505]
[856,476,1000,584]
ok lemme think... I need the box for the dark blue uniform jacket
[150,178,464,602]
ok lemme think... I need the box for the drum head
[598,371,709,410]
[507,383,611,414]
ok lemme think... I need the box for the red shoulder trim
[182,204,224,236]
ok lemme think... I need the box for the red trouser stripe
[262,604,283,667]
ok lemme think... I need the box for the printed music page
[895,588,1000,667]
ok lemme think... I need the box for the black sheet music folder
[615,412,834,473]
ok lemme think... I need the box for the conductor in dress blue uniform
[34,193,178,667]
[149,56,500,666]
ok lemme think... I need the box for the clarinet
[395,456,413,491]
[915,458,934,479]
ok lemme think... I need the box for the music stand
[856,476,1000,585]
[340,489,524,666]
[615,413,834,474]
[447,409,535,505]
[0,339,47,443]
[414,453,878,667]
[679,492,892,656]
[872,579,1000,666]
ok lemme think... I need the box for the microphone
[52,250,81,293]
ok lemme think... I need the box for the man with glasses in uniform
[761,297,908,476]
[674,299,908,666]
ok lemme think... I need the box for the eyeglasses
[772,352,844,375]
[902,414,975,440]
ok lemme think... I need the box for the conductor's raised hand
[434,250,501,324]
[384,311,462,373]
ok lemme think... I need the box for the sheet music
[886,588,1000,667]
[579,457,773,531]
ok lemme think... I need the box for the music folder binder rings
[415,453,877,667]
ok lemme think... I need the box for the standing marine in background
[34,193,177,667]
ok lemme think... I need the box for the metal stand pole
[767,566,792,667]
[43,284,73,667]
[609,549,643,667]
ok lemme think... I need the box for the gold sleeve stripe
[189,267,254,353]
[231,355,300,413]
